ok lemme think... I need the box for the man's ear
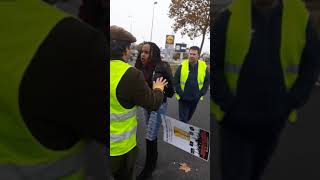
[125,47,131,56]
[122,48,130,62]
[122,49,128,57]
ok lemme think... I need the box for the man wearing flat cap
[110,25,168,180]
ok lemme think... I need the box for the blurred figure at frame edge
[0,0,108,179]
[211,0,320,179]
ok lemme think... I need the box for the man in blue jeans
[174,46,210,123]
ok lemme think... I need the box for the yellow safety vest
[211,0,309,123]
[110,60,137,156]
[0,1,86,179]
[176,60,207,101]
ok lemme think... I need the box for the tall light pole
[128,15,133,32]
[150,1,158,41]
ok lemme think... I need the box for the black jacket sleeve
[174,65,183,97]
[153,62,175,98]
[211,10,235,112]
[287,20,320,109]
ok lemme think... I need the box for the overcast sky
[110,0,210,53]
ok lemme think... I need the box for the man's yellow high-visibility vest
[110,60,137,156]
[211,0,309,123]
[176,60,207,101]
[0,1,86,179]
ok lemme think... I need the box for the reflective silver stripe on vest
[110,109,136,121]
[0,150,84,180]
[225,64,242,73]
[180,81,186,85]
[110,126,137,142]
[286,64,299,74]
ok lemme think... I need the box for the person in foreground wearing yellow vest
[0,0,108,179]
[174,46,210,123]
[110,25,168,180]
[212,0,320,179]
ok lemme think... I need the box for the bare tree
[168,0,210,53]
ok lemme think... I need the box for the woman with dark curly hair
[135,42,175,180]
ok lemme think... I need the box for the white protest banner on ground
[162,115,210,161]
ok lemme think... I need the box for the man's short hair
[189,46,200,54]
[110,25,136,60]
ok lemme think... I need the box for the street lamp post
[150,1,158,41]
[128,15,133,32]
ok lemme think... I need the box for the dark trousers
[220,123,285,180]
[179,99,199,123]
[110,147,138,180]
